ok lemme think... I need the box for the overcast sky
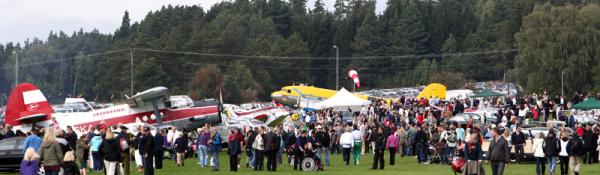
[0,0,387,45]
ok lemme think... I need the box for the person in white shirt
[351,126,363,165]
[531,133,546,175]
[339,127,354,166]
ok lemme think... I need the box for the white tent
[315,88,371,109]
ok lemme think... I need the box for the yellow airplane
[271,85,372,108]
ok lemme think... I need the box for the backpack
[448,132,457,143]
[119,137,129,151]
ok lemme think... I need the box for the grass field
[4,152,600,175]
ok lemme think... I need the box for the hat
[143,126,150,130]
[120,125,129,130]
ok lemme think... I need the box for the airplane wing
[16,113,47,122]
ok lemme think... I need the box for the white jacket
[340,132,354,148]
[532,138,545,158]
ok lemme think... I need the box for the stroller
[431,141,446,164]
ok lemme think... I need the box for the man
[115,125,131,175]
[351,125,363,165]
[3,124,14,139]
[567,134,585,175]
[139,126,155,175]
[315,125,331,166]
[22,127,42,152]
[371,127,386,170]
[511,127,526,163]
[543,131,560,175]
[228,128,242,172]
[293,130,307,171]
[209,128,221,171]
[488,128,510,175]
[264,127,280,171]
[415,125,429,164]
[153,128,165,169]
[445,125,458,164]
[582,124,598,164]
[65,126,78,151]
[340,127,354,166]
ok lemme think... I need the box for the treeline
[0,0,599,104]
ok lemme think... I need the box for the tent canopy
[572,98,600,110]
[416,83,447,100]
[315,88,371,109]
[472,89,504,98]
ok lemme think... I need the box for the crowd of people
[6,92,600,175]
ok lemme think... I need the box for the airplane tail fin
[4,83,54,126]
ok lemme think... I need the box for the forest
[0,0,599,104]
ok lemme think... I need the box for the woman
[39,128,63,175]
[543,131,560,175]
[174,132,188,167]
[463,132,484,175]
[567,134,585,175]
[90,131,103,172]
[20,148,40,175]
[397,127,406,157]
[252,127,265,171]
[228,128,242,172]
[196,128,210,167]
[532,132,545,175]
[99,129,121,175]
[75,135,90,175]
[558,132,570,175]
[62,151,80,175]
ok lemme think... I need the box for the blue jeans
[92,151,103,171]
[251,149,256,167]
[317,147,331,166]
[44,170,59,175]
[546,156,557,174]
[535,157,546,175]
[210,151,219,170]
[417,143,427,163]
[198,145,208,166]
[445,147,456,163]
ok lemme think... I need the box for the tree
[115,11,131,39]
[134,57,171,91]
[189,64,224,100]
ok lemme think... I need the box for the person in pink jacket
[386,133,400,165]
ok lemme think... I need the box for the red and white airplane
[4,83,220,134]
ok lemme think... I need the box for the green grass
[4,152,600,175]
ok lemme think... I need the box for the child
[304,142,323,171]
[20,148,39,175]
[62,151,80,175]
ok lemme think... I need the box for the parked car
[0,137,25,172]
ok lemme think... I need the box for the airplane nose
[271,93,283,103]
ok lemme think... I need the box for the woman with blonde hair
[39,128,63,175]
[62,151,80,175]
[99,129,121,175]
[20,147,40,175]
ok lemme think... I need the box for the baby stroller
[302,143,324,171]
[432,141,446,164]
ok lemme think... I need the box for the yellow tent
[416,83,446,99]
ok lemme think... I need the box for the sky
[0,0,387,45]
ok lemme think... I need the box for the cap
[120,125,129,130]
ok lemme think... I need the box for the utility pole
[561,70,565,97]
[130,49,134,96]
[13,50,18,87]
[333,45,339,90]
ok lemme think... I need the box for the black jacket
[139,133,155,155]
[583,130,598,151]
[543,136,560,157]
[511,132,526,145]
[174,137,188,153]
[567,136,586,156]
[115,132,131,152]
[371,133,386,151]
[487,136,510,162]
[264,132,280,151]
[62,161,80,175]
[99,139,121,161]
[315,131,330,148]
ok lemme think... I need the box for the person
[532,132,546,175]
[567,134,585,175]
[196,128,210,167]
[4,124,15,139]
[20,147,40,175]
[153,129,164,170]
[264,127,280,171]
[39,128,63,175]
[558,132,570,175]
[351,125,363,165]
[62,151,80,175]
[90,131,103,172]
[139,126,155,175]
[371,127,386,170]
[75,135,90,175]
[173,132,188,167]
[464,132,484,175]
[209,128,221,171]
[65,126,78,151]
[244,129,255,168]
[543,131,560,175]
[22,128,42,153]
[583,125,598,164]
[99,129,120,175]
[294,130,308,170]
[115,125,131,175]
[386,129,399,165]
[511,127,526,163]
[398,127,406,157]
[252,127,265,171]
[415,125,429,164]
[315,125,331,166]
[340,127,354,166]
[227,128,242,172]
[488,128,509,175]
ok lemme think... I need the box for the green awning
[572,98,600,110]
[472,89,504,98]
